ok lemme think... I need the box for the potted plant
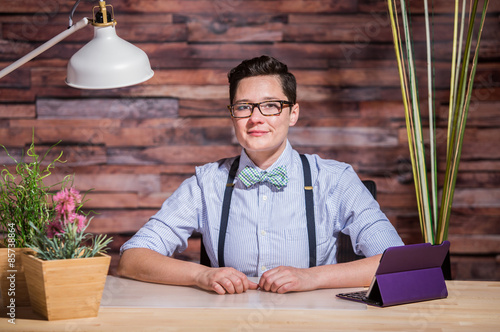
[0,137,65,306]
[386,0,489,278]
[22,186,113,321]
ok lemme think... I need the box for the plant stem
[437,0,489,243]
[424,0,438,235]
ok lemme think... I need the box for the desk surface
[1,277,499,331]
[101,276,365,310]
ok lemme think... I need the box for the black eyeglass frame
[227,100,295,118]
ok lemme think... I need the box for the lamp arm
[0,17,90,80]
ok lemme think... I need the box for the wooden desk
[1,276,499,331]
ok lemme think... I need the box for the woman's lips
[248,130,268,137]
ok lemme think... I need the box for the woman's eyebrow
[234,97,282,103]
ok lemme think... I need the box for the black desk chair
[199,180,377,267]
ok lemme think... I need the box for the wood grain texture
[1,280,499,331]
[21,253,110,320]
[0,0,498,280]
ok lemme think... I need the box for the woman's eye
[261,102,279,109]
[236,105,251,111]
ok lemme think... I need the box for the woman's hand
[195,267,259,295]
[258,266,317,293]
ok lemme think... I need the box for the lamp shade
[66,25,153,89]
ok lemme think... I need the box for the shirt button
[262,195,268,201]
[261,230,266,236]
[261,266,266,271]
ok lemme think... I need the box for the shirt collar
[239,140,293,173]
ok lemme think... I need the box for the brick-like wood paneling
[1,0,499,279]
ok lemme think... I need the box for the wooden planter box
[22,252,111,320]
[0,247,34,307]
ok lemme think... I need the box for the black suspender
[217,156,240,268]
[300,154,317,267]
[218,154,316,268]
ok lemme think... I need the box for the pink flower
[54,188,82,216]
[75,214,87,232]
[65,212,87,231]
[47,220,64,238]
[49,187,88,237]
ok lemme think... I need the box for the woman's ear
[289,103,299,127]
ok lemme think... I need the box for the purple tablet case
[339,241,450,307]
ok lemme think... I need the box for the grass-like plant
[0,138,64,248]
[387,0,490,244]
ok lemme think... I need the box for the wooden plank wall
[0,0,499,280]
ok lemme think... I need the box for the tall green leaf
[387,0,489,244]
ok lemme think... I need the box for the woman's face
[231,75,299,167]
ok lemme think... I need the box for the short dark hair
[227,55,297,105]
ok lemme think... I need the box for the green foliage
[387,0,489,244]
[27,220,112,260]
[0,137,65,248]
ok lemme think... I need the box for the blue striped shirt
[121,141,404,277]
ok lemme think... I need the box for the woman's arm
[117,248,258,295]
[258,254,381,293]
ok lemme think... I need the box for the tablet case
[339,241,450,307]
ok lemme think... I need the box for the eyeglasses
[227,100,294,118]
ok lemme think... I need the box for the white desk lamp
[0,0,154,89]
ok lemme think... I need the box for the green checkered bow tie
[238,165,288,190]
